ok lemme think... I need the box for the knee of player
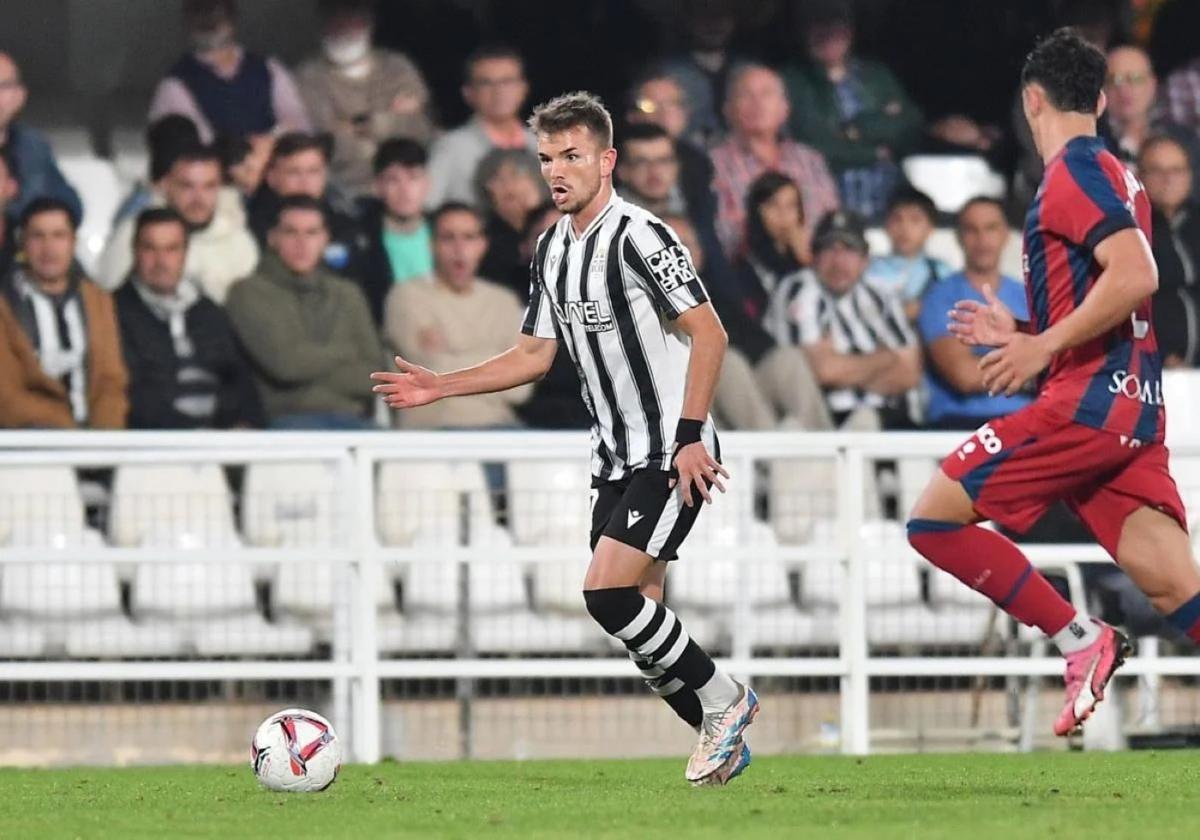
[582,585,644,635]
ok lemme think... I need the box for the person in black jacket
[1141,135,1200,368]
[114,208,262,429]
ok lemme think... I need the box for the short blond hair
[528,91,613,150]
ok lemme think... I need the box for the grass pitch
[3,751,1198,839]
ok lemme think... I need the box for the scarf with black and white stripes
[11,270,88,423]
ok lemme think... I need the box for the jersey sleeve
[1043,151,1138,250]
[520,244,557,339]
[621,219,710,320]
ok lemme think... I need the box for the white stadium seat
[110,125,149,188]
[376,461,493,546]
[0,465,100,549]
[242,461,343,548]
[110,464,310,656]
[923,228,965,271]
[58,156,121,275]
[901,154,1006,215]
[133,562,312,658]
[0,466,173,658]
[109,464,241,549]
[506,459,592,546]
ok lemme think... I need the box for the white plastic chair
[133,562,312,657]
[768,457,874,545]
[376,461,492,546]
[0,465,99,549]
[58,156,121,275]
[902,155,1007,214]
[109,464,241,550]
[923,228,965,271]
[506,459,592,546]
[0,466,174,658]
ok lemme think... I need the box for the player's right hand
[947,283,1017,347]
[370,355,445,409]
[670,443,729,507]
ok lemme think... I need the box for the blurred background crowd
[0,0,1197,440]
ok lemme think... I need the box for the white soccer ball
[250,708,342,792]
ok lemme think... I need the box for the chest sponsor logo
[553,299,614,333]
[1108,370,1163,405]
[645,244,696,293]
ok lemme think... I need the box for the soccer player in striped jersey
[371,91,757,785]
[907,28,1200,736]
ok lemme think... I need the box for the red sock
[907,519,1075,636]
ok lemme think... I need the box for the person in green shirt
[781,0,923,221]
[359,137,433,325]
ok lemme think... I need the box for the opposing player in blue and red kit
[907,28,1200,737]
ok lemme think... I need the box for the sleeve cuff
[1083,215,1138,252]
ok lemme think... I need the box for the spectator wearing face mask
[149,0,311,143]
[296,0,434,199]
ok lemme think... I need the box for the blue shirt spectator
[0,52,82,223]
[917,196,1032,429]
[919,272,1031,428]
[868,254,952,310]
[866,187,951,320]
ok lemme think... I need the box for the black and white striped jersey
[521,191,719,481]
[767,269,918,416]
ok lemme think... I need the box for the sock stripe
[628,651,665,678]
[906,518,965,535]
[615,597,658,642]
[1167,591,1200,635]
[645,618,684,664]
[997,563,1034,609]
[657,626,691,670]
[625,603,667,649]
[649,677,686,697]
[638,610,679,658]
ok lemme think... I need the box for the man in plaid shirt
[709,64,840,259]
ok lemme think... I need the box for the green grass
[2,752,1199,839]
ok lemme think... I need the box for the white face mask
[323,34,371,68]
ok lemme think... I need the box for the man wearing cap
[767,209,921,429]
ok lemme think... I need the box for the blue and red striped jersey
[1023,135,1163,442]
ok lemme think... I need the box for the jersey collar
[568,189,621,243]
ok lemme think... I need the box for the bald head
[1105,45,1156,125]
[0,52,27,132]
[724,64,789,140]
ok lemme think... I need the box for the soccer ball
[250,708,342,792]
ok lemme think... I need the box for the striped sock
[585,587,739,717]
[629,650,702,729]
[1167,591,1200,644]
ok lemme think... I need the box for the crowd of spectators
[2,0,1200,437]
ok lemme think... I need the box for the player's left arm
[623,223,731,505]
[981,229,1157,395]
[672,302,730,506]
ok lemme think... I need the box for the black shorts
[589,469,706,561]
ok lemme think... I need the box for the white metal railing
[1,429,1198,762]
